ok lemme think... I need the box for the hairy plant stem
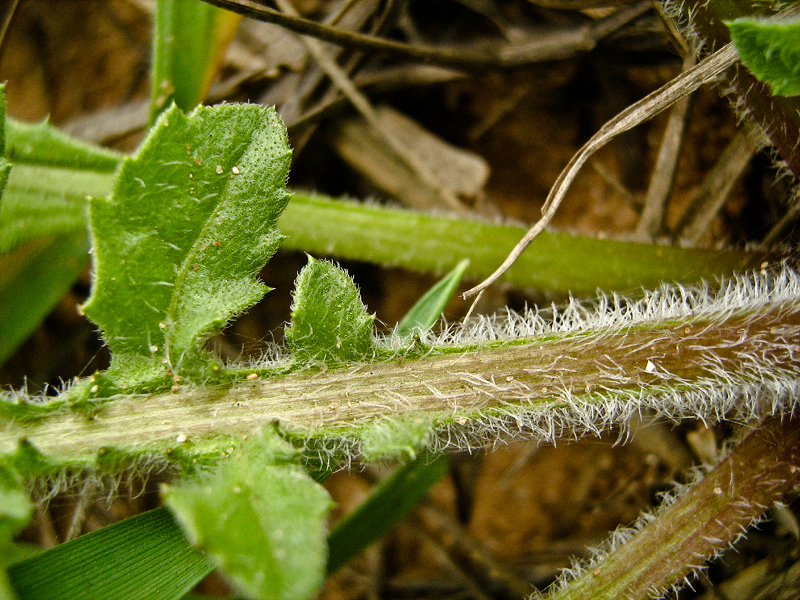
[2,271,799,473]
[543,415,800,600]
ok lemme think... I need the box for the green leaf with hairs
[286,256,376,365]
[163,434,333,600]
[82,103,291,389]
[728,17,800,96]
[0,465,32,600]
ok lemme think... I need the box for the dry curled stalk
[463,44,738,299]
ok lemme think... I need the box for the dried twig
[273,0,468,212]
[463,43,738,299]
[0,0,18,53]
[762,189,800,247]
[635,54,695,240]
[198,0,651,70]
[672,121,765,245]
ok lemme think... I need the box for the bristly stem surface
[543,415,800,600]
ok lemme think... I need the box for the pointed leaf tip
[286,256,376,366]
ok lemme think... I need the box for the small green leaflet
[286,256,376,365]
[0,465,32,600]
[82,103,291,388]
[163,434,333,600]
[728,17,800,96]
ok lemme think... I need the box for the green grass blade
[7,508,213,600]
[326,455,448,574]
[151,0,240,123]
[0,165,109,255]
[6,119,123,172]
[396,259,469,337]
[0,234,90,365]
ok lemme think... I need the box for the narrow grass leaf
[286,256,376,365]
[0,165,109,256]
[5,119,123,172]
[0,234,89,365]
[82,103,291,387]
[280,193,760,297]
[327,455,448,574]
[396,258,469,337]
[728,17,800,96]
[151,0,241,123]
[0,86,11,202]
[8,507,212,600]
[163,434,333,600]
[0,465,32,600]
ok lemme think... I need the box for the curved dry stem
[463,44,739,299]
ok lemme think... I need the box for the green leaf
[6,119,123,172]
[327,455,448,574]
[163,433,333,600]
[286,256,376,366]
[151,0,241,123]
[396,258,469,337]
[0,465,32,600]
[728,17,800,96]
[8,508,213,600]
[0,89,120,363]
[82,103,291,387]
[0,234,90,366]
[0,165,109,256]
[280,193,759,297]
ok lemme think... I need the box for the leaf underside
[82,103,291,387]
[163,434,332,600]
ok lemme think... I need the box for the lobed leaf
[163,433,333,600]
[82,103,291,387]
[286,256,376,366]
[728,17,800,97]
